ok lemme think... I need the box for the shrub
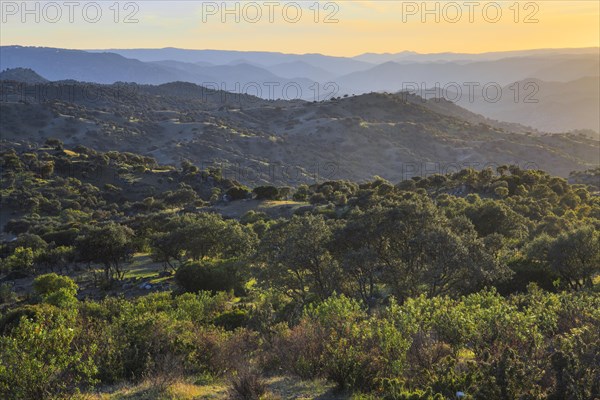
[175,260,245,295]
[228,366,267,400]
[43,287,79,308]
[227,186,251,201]
[278,295,411,391]
[171,291,229,323]
[367,379,447,399]
[0,306,96,399]
[0,283,17,304]
[1,247,34,273]
[253,186,280,200]
[293,184,310,201]
[214,309,250,331]
[274,319,325,379]
[33,273,78,298]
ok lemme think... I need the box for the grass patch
[265,376,342,399]
[86,376,344,400]
[87,379,222,400]
[125,253,164,280]
[261,200,306,208]
[149,276,173,285]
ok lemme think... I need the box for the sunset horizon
[2,1,598,56]
[4,43,600,58]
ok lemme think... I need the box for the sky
[1,1,598,56]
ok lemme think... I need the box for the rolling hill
[1,79,597,184]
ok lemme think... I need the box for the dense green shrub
[253,185,280,200]
[0,305,97,399]
[175,260,245,295]
[33,273,78,298]
[214,309,250,330]
[227,186,251,200]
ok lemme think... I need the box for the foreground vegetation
[1,142,599,399]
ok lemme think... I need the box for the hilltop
[0,67,48,84]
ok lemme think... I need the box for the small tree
[547,226,599,289]
[34,246,74,273]
[76,223,135,281]
[257,215,341,302]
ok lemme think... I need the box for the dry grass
[260,200,305,207]
[63,149,79,157]
[84,375,344,400]
[85,378,226,400]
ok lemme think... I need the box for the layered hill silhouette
[2,46,598,133]
[0,46,333,101]
[455,77,600,134]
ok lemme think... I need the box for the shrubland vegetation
[2,80,598,185]
[1,142,599,399]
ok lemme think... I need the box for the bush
[0,283,16,304]
[214,309,250,330]
[276,295,410,391]
[367,379,447,400]
[33,273,78,298]
[0,306,96,399]
[253,186,280,200]
[175,260,245,295]
[228,366,267,400]
[293,184,310,201]
[227,186,251,200]
[1,247,34,273]
[274,319,325,379]
[44,287,79,308]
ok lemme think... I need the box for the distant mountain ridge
[91,47,374,75]
[2,45,598,133]
[0,46,335,101]
[353,47,599,64]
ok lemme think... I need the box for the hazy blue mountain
[150,60,289,84]
[0,46,183,84]
[456,77,600,134]
[4,45,598,131]
[150,60,215,76]
[264,61,335,82]
[336,54,599,93]
[353,47,599,64]
[401,92,538,134]
[0,46,330,101]
[94,48,374,75]
[406,76,599,134]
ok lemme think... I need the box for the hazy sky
[1,1,598,55]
